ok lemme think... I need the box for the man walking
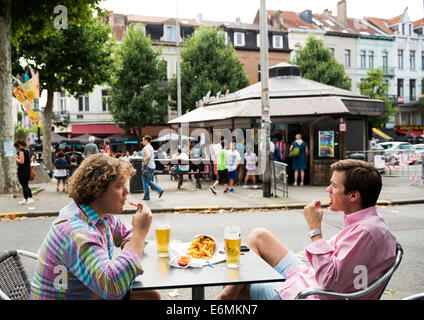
[209,140,229,194]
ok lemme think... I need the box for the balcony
[52,111,70,125]
[378,66,395,77]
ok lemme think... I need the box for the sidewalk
[1,175,423,217]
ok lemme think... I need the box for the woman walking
[141,135,164,200]
[289,134,308,186]
[13,139,34,204]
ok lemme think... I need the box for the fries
[186,235,216,260]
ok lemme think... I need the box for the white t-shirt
[227,150,241,172]
[211,143,222,162]
[176,152,189,171]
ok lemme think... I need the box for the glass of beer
[224,225,241,268]
[155,221,171,257]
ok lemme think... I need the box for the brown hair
[68,154,135,205]
[14,139,27,148]
[143,135,152,142]
[330,159,382,209]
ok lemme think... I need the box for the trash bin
[347,153,366,161]
[129,157,144,193]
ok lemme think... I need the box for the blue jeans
[142,167,163,200]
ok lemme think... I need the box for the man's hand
[125,203,152,258]
[303,200,323,231]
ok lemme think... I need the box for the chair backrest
[295,242,403,300]
[0,251,31,300]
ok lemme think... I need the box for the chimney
[337,0,347,25]
[235,17,241,25]
[324,9,333,16]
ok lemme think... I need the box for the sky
[100,0,424,23]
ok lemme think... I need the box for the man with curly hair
[30,154,160,300]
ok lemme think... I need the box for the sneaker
[27,198,34,204]
[18,199,27,205]
[223,188,229,193]
[158,190,164,199]
[229,188,235,192]
[293,182,297,186]
[243,185,249,189]
[300,182,304,186]
[209,186,217,195]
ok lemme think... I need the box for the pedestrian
[188,140,203,189]
[235,138,246,185]
[30,154,161,300]
[103,139,111,156]
[215,159,397,300]
[171,149,189,189]
[209,139,222,182]
[12,139,34,204]
[227,141,241,192]
[83,136,99,157]
[272,138,282,162]
[141,135,164,200]
[53,151,69,192]
[68,157,78,177]
[209,140,229,194]
[244,146,258,187]
[289,133,308,186]
[275,135,287,161]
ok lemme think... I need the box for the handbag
[29,166,36,181]
[288,146,300,158]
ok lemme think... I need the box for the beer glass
[155,220,171,257]
[224,225,241,268]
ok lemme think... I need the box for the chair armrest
[295,288,352,300]
[16,250,39,260]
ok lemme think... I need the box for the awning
[372,128,392,140]
[71,124,123,136]
[394,126,424,137]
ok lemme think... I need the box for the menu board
[318,131,334,158]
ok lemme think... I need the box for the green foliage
[14,125,29,140]
[359,68,397,127]
[291,35,351,90]
[109,24,168,134]
[169,26,250,113]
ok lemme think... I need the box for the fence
[272,160,288,197]
[346,150,424,184]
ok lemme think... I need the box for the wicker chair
[295,242,403,300]
[0,250,39,300]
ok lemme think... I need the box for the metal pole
[176,0,186,149]
[260,0,271,197]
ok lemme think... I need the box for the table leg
[192,286,205,300]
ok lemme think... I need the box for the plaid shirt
[30,201,143,300]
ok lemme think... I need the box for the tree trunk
[42,89,54,171]
[0,0,20,193]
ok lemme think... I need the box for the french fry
[185,235,216,259]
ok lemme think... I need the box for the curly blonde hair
[68,154,135,205]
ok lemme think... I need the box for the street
[1,203,423,300]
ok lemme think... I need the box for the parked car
[413,144,424,163]
[377,142,416,165]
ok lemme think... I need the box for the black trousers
[18,172,33,199]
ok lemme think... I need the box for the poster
[318,131,334,158]
[12,72,41,127]
[3,141,15,157]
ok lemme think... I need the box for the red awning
[72,124,123,136]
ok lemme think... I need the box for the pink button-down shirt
[275,206,397,300]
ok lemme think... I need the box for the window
[410,79,416,101]
[368,51,374,69]
[397,79,404,99]
[166,26,176,42]
[234,32,245,47]
[360,50,366,68]
[409,24,412,36]
[422,51,424,70]
[402,23,405,35]
[224,32,230,46]
[344,49,351,68]
[410,50,416,70]
[102,90,109,112]
[272,35,283,49]
[78,94,89,112]
[256,34,260,47]
[59,91,66,113]
[382,51,388,74]
[329,48,335,56]
[398,49,404,69]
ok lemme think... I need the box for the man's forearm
[123,232,146,258]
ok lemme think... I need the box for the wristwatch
[309,229,321,239]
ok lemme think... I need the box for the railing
[272,160,288,197]
[346,149,423,182]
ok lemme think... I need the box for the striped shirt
[30,201,143,300]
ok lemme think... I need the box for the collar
[343,206,377,228]
[78,203,106,226]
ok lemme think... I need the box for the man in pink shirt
[216,159,397,300]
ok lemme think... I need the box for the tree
[12,6,115,171]
[0,0,102,193]
[291,35,351,91]
[109,24,168,140]
[169,26,250,113]
[359,68,397,127]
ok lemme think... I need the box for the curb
[2,198,424,219]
